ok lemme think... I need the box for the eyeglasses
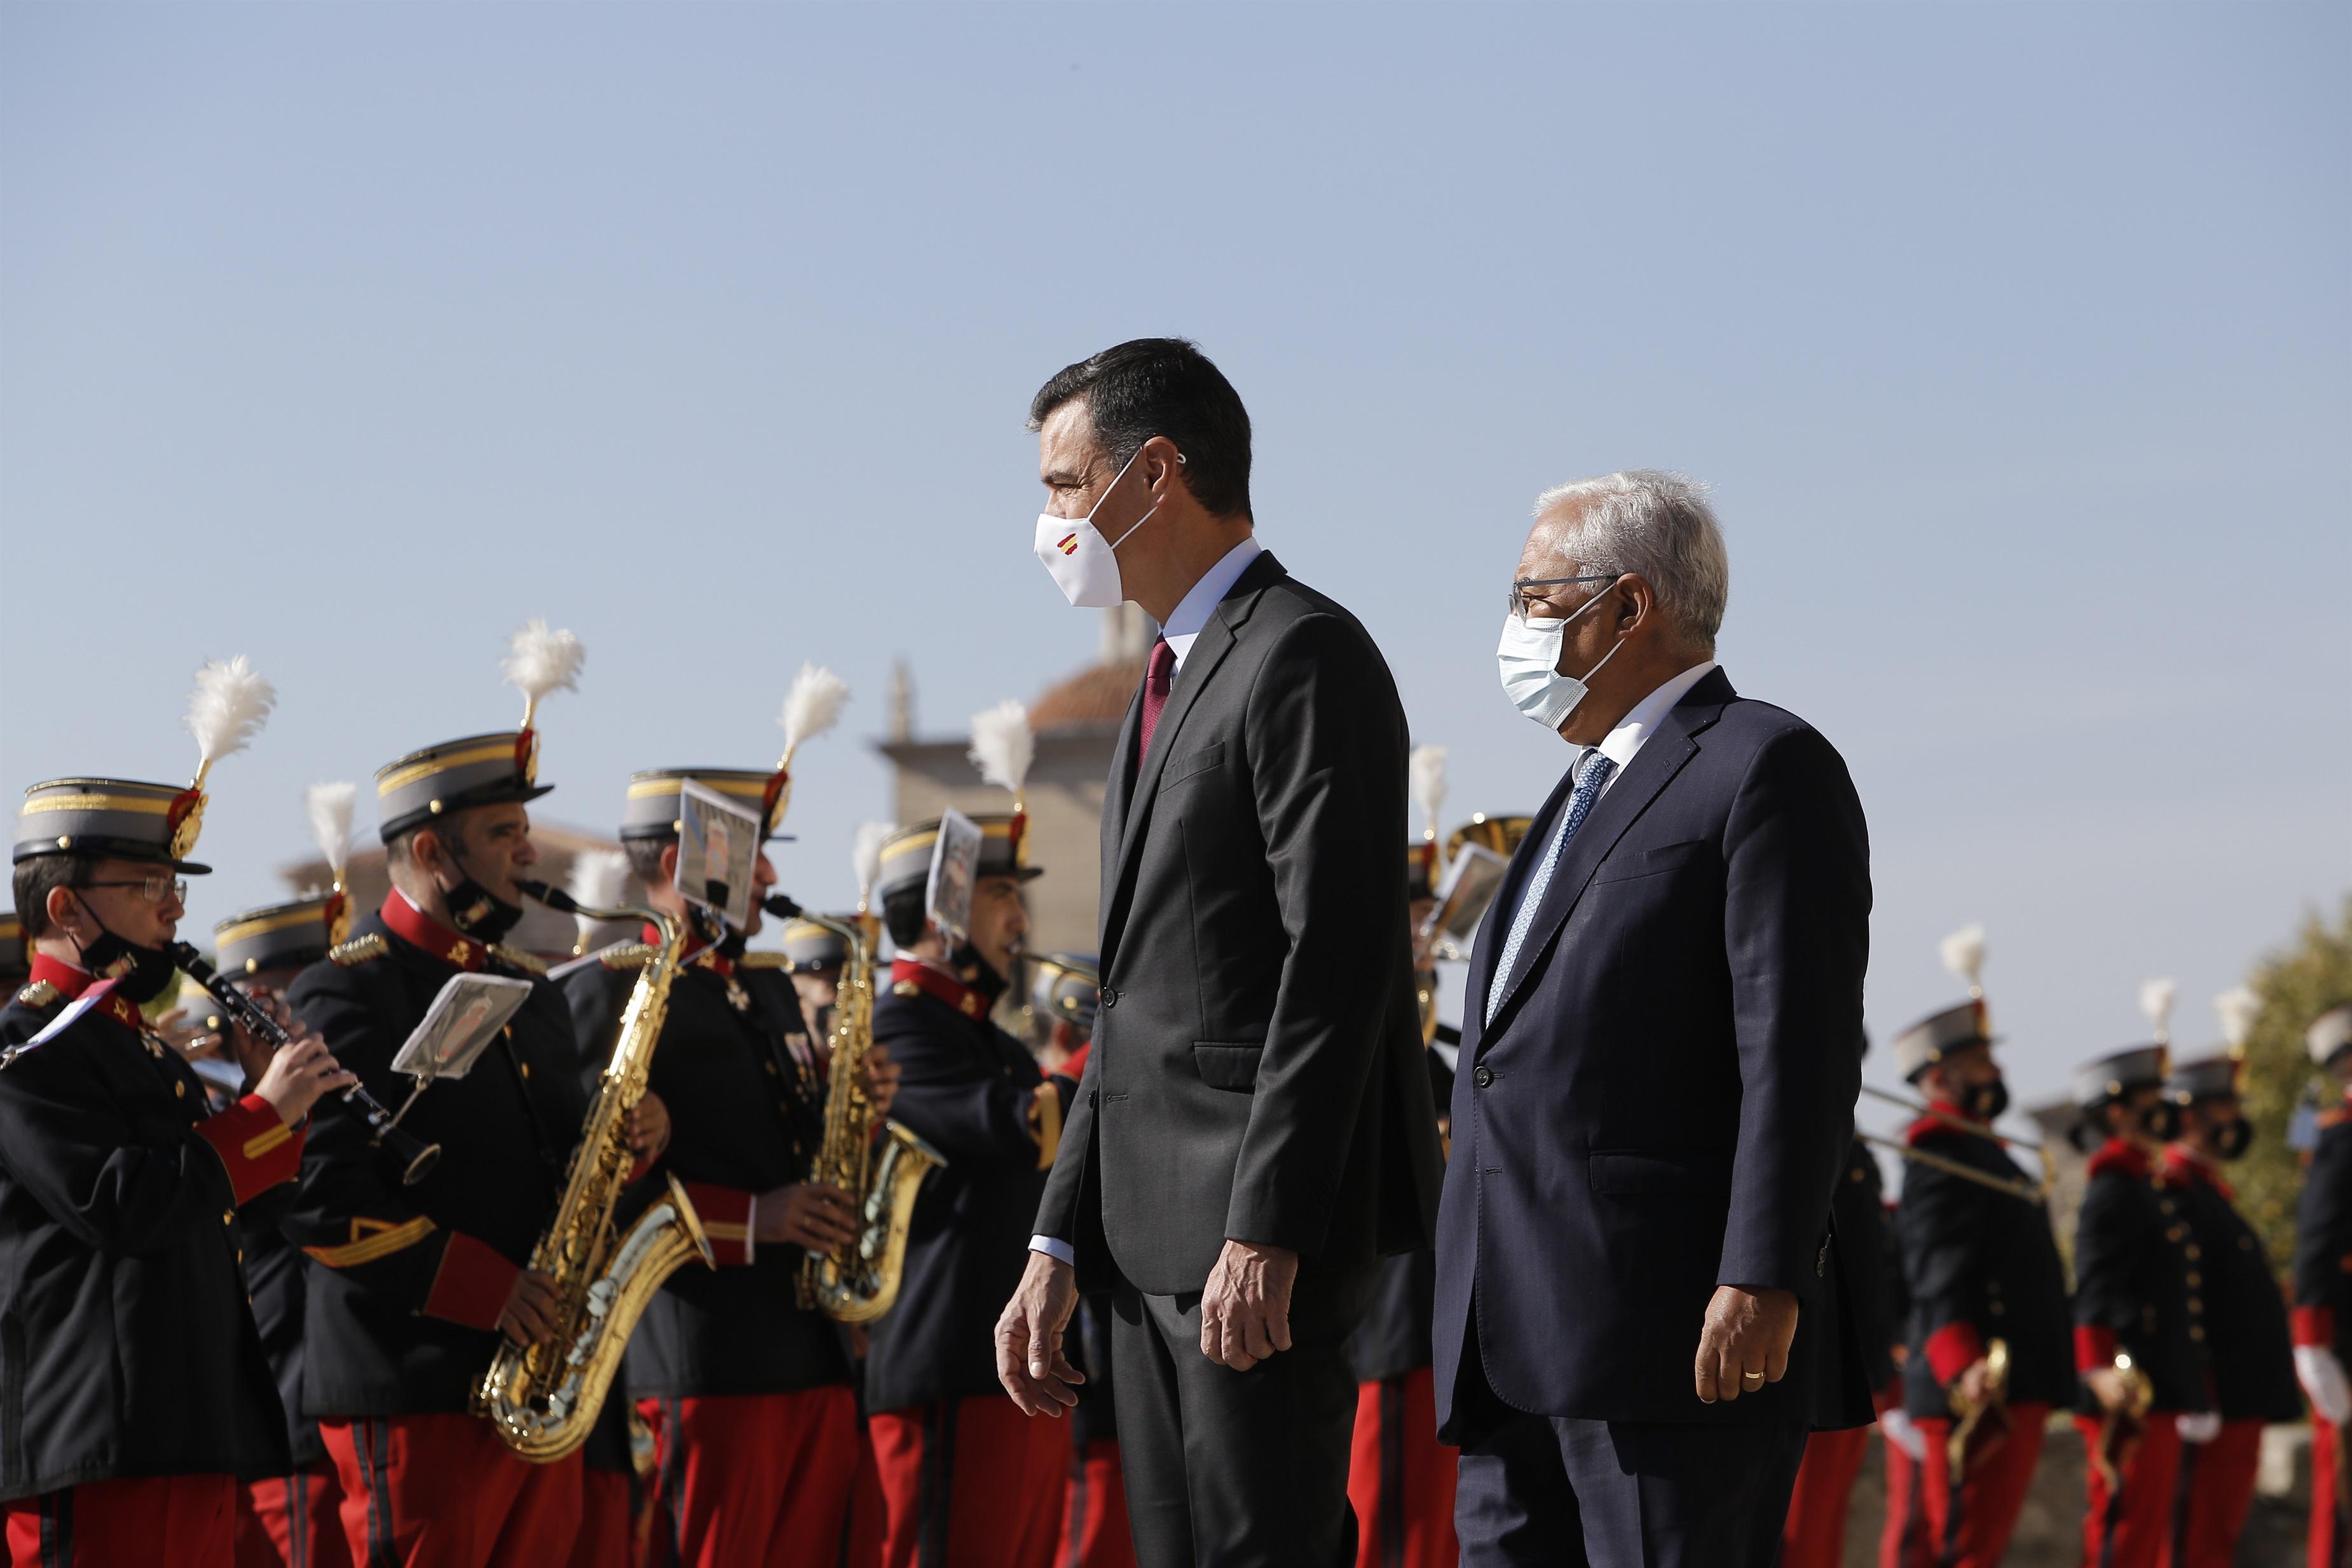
[81,873,189,906]
[1507,573,1618,620]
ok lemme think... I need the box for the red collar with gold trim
[2086,1138,2153,1182]
[383,892,491,972]
[1905,1101,1983,1146]
[891,956,987,1020]
[20,960,140,1031]
[643,923,734,979]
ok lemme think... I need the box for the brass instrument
[1858,1133,2043,1204]
[2091,1351,2156,1496]
[1945,1337,2012,1483]
[779,898,945,1323]
[1444,813,1533,864]
[1860,1083,2058,1198]
[476,882,714,1462]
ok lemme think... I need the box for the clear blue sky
[4,4,2345,1138]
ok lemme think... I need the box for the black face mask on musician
[438,856,524,944]
[69,895,179,1005]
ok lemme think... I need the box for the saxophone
[476,882,715,1462]
[789,907,946,1323]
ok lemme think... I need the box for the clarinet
[168,943,442,1186]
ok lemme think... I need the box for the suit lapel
[1098,552,1284,970]
[1099,682,1147,944]
[1460,761,1582,1040]
[1479,676,1732,1045]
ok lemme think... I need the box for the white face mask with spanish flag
[1032,444,1163,609]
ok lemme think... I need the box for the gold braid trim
[329,934,388,967]
[489,944,549,978]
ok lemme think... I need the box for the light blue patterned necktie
[1485,753,1617,1025]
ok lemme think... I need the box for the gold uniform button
[222,1211,235,1226]
[2185,1245,2201,1260]
[174,1081,186,1098]
[519,1062,531,1080]
[2187,1272,2202,1288]
[2190,1325,2206,1340]
[1989,1302,2006,1316]
[766,1061,780,1076]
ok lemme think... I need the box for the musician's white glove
[2297,1346,2352,1426]
[2175,1410,2222,1444]
[1880,1405,1927,1462]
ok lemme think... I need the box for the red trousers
[7,1475,235,1568]
[2076,1412,2185,1568]
[320,1414,582,1568]
[1913,1401,2051,1568]
[2161,1418,2263,1568]
[1348,1368,1458,1568]
[1055,1439,1136,1568]
[639,1388,870,1568]
[1878,1427,1934,1568]
[2313,1415,2348,1568]
[238,1464,353,1568]
[870,1396,1069,1568]
[568,1468,634,1568]
[1780,1424,1870,1568]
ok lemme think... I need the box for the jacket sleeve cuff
[193,1095,304,1206]
[2076,1323,2120,1372]
[2296,1306,2338,1348]
[422,1232,521,1331]
[682,1181,755,1266]
[1925,1322,1984,1385]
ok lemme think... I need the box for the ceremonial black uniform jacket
[2163,1147,2299,1421]
[1830,1136,1898,1394]
[245,1223,328,1468]
[283,898,587,1418]
[2295,1091,2352,1361]
[865,957,1074,1415]
[0,962,301,1499]
[1895,1107,2074,1417]
[1350,1042,1454,1385]
[2072,1140,2209,1414]
[557,941,849,1398]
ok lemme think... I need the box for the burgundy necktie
[1136,636,1175,767]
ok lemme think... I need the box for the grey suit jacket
[1033,550,1444,1297]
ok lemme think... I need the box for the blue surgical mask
[1495,579,1625,730]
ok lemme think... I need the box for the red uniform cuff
[2076,1324,2119,1372]
[2295,1306,2338,1348]
[682,1182,755,1267]
[1925,1322,1984,1385]
[193,1095,304,1206]
[1058,1042,1091,1082]
[423,1232,522,1331]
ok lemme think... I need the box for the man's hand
[861,1044,900,1120]
[996,1250,1083,1416]
[625,1093,671,1160]
[1953,1354,1995,1411]
[1693,1285,1799,1403]
[755,1182,859,1251]
[498,1269,563,1349]
[1201,1239,1298,1371]
[2083,1366,2133,1413]
[1880,1405,1927,1462]
[250,1028,359,1126]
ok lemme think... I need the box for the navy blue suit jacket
[1432,667,1871,1435]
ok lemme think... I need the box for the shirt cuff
[1029,1235,1076,1267]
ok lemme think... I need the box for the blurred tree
[2234,894,2352,1272]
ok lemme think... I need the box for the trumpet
[1945,1337,2013,1484]
[168,941,442,1186]
[1857,1133,2044,1204]
[1859,1083,2056,1199]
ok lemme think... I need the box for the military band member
[1889,999,2072,1568]
[2159,1051,2299,1568]
[2295,1006,2352,1568]
[1027,953,1130,1568]
[2,753,353,1566]
[210,882,360,1568]
[1344,841,1456,1568]
[2068,1032,2212,1568]
[557,768,894,1568]
[863,817,1077,1568]
[780,915,850,1046]
[282,636,653,1568]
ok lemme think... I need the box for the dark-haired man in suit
[997,337,1446,1568]
[1430,471,1872,1567]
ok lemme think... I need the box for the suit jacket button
[1472,1066,1494,1089]
[1100,988,1118,1008]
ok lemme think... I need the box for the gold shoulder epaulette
[598,943,657,972]
[740,951,788,970]
[13,980,58,1008]
[489,944,549,978]
[892,979,920,998]
[329,934,388,967]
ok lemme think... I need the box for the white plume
[1410,744,1447,838]
[502,619,586,705]
[967,700,1035,794]
[566,849,631,931]
[184,657,277,767]
[304,782,356,881]
[1938,924,1986,990]
[2140,977,2178,1042]
[852,821,893,903]
[2214,986,2260,1051]
[779,664,851,759]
